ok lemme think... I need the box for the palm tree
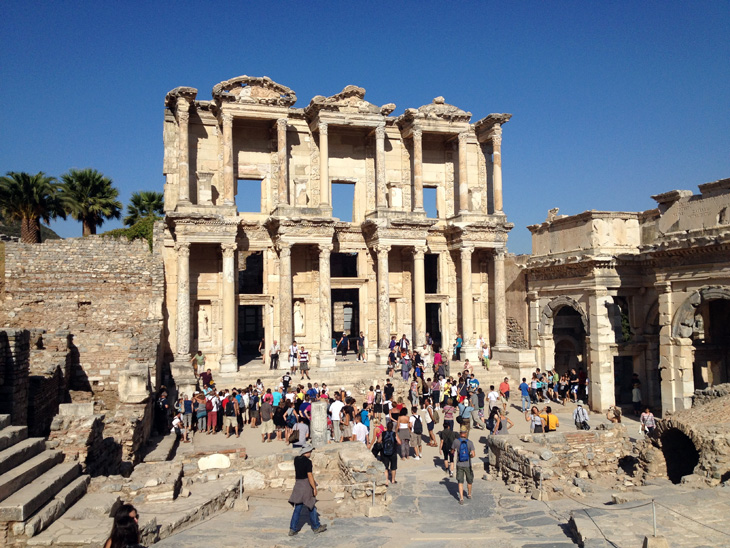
[59,168,122,236]
[0,171,65,243]
[124,191,164,226]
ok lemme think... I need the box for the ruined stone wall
[692,383,730,407]
[505,254,529,348]
[1,237,164,409]
[0,328,29,426]
[27,331,73,437]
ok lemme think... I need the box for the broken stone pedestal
[310,400,328,448]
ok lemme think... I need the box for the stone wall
[504,254,529,348]
[0,329,30,426]
[1,237,165,409]
[692,383,730,407]
[27,331,73,437]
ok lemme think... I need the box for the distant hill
[0,214,62,241]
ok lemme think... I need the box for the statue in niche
[198,308,210,340]
[294,301,305,336]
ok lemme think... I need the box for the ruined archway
[537,296,588,375]
[660,428,700,484]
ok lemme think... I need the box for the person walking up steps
[452,424,476,504]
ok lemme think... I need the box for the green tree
[0,171,65,243]
[59,168,122,236]
[124,190,164,227]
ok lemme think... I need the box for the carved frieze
[212,76,297,107]
[304,85,394,119]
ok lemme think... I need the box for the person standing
[260,398,274,442]
[288,444,327,536]
[539,406,559,432]
[356,331,366,362]
[640,407,656,436]
[452,425,476,504]
[258,337,265,364]
[573,403,590,430]
[270,340,280,370]
[190,350,205,378]
[632,384,642,416]
[518,378,530,413]
[299,346,310,380]
[454,333,462,361]
[288,341,299,374]
[329,392,345,443]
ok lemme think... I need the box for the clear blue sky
[2,2,728,254]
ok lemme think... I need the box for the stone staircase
[0,414,89,546]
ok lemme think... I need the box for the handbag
[288,430,299,444]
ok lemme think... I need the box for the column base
[376,349,390,367]
[318,351,336,369]
[491,346,537,383]
[219,355,239,373]
[170,359,198,398]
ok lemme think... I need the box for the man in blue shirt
[468,374,480,392]
[519,378,530,412]
[272,387,283,407]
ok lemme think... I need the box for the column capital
[412,128,423,141]
[494,247,506,258]
[318,243,333,255]
[527,290,539,301]
[375,123,386,140]
[221,243,237,258]
[458,131,469,144]
[175,241,190,256]
[318,121,328,136]
[277,242,292,258]
[413,245,428,259]
[461,245,475,258]
[374,243,391,255]
[655,281,672,294]
[176,108,190,125]
[277,118,288,131]
[221,112,234,125]
[491,131,502,147]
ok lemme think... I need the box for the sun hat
[298,443,315,456]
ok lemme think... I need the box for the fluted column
[412,129,424,212]
[175,242,191,360]
[376,244,391,363]
[221,112,235,205]
[278,243,293,350]
[494,248,507,347]
[460,246,474,348]
[492,129,503,213]
[219,243,238,372]
[318,244,335,367]
[413,246,427,347]
[319,122,330,207]
[376,124,387,208]
[177,100,192,204]
[277,118,288,206]
[458,131,469,214]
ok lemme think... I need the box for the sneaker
[449,471,453,477]
[414,456,420,460]
[313,525,328,534]
[288,530,298,536]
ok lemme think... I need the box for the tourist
[193,392,207,434]
[409,406,423,460]
[422,343,431,370]
[454,333,462,361]
[299,345,310,380]
[430,378,441,410]
[452,425,476,504]
[248,389,259,428]
[401,351,411,382]
[329,392,344,443]
[380,422,399,484]
[155,391,169,435]
[569,368,579,402]
[190,350,205,378]
[200,368,213,389]
[539,406,559,432]
[397,407,411,459]
[433,347,443,376]
[341,398,354,441]
[273,400,288,441]
[104,504,140,548]
[260,396,274,442]
[387,348,396,377]
[494,408,514,434]
[482,341,490,370]
[291,415,309,448]
[525,406,546,433]
[258,337,265,363]
[573,403,590,430]
[389,335,397,352]
[356,331,366,362]
[442,398,456,431]
[180,394,193,433]
[373,385,383,420]
[352,412,368,443]
[223,390,240,438]
[337,333,349,359]
[439,422,457,477]
[269,339,280,370]
[606,405,622,423]
[288,340,299,373]
[462,358,473,376]
[288,444,327,536]
[632,384,642,416]
[423,397,438,446]
[171,410,189,442]
[499,377,510,413]
[399,333,410,353]
[487,385,500,412]
[640,407,656,436]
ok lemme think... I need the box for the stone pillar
[175,242,191,360]
[412,128,424,212]
[310,400,328,448]
[492,129,503,213]
[376,244,391,364]
[588,289,616,412]
[277,118,288,206]
[494,248,508,347]
[177,99,192,204]
[458,131,469,215]
[319,122,330,207]
[527,291,540,348]
[221,112,235,206]
[318,244,335,368]
[376,124,387,209]
[413,246,427,347]
[219,243,238,373]
[278,243,293,351]
[460,246,474,357]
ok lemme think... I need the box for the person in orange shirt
[499,377,510,414]
[539,406,560,432]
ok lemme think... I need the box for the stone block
[58,403,94,417]
[198,453,231,471]
[242,469,266,490]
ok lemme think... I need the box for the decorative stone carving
[212,75,297,107]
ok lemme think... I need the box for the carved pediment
[212,76,297,107]
[305,85,395,118]
[399,97,472,124]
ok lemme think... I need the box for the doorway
[238,305,264,365]
[613,356,634,405]
[426,303,442,352]
[332,288,359,348]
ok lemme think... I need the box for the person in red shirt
[499,377,511,413]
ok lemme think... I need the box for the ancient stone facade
[520,178,730,413]
[162,75,518,386]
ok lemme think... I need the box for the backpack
[225,400,236,417]
[458,439,470,462]
[413,415,423,435]
[374,391,382,404]
[486,417,495,432]
[382,431,395,456]
[205,399,213,412]
[433,408,440,423]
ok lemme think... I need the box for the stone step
[0,437,47,477]
[0,461,80,521]
[0,414,10,430]
[0,450,64,503]
[23,475,90,538]
[142,433,178,463]
[0,425,28,452]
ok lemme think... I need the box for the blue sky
[2,2,728,254]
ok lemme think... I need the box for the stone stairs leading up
[0,415,89,546]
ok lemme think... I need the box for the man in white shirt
[487,385,500,411]
[329,392,345,443]
[408,406,423,460]
[269,340,280,370]
[288,341,298,374]
[422,344,431,370]
[351,413,368,443]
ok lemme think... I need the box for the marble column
[219,243,238,373]
[492,129,503,213]
[277,118,288,207]
[413,246,427,347]
[458,131,469,215]
[376,244,391,364]
[412,129,424,211]
[588,289,616,412]
[375,124,387,209]
[221,112,235,205]
[177,99,191,204]
[318,244,335,367]
[460,246,474,352]
[319,122,330,207]
[494,248,508,347]
[175,242,191,360]
[278,243,293,351]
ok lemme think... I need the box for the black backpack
[413,415,423,435]
[225,400,236,417]
[382,431,395,456]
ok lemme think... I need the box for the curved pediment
[305,85,395,118]
[399,96,472,124]
[212,76,297,107]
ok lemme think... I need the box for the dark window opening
[332,288,359,345]
[332,182,355,222]
[661,428,700,484]
[424,187,438,218]
[237,179,262,213]
[238,251,263,294]
[237,305,264,365]
[426,303,442,351]
[331,252,358,277]
[425,254,438,294]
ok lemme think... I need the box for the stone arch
[654,419,702,483]
[538,296,589,336]
[672,286,730,338]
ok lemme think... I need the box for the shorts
[427,421,434,432]
[261,420,274,435]
[300,361,309,371]
[381,452,398,470]
[456,466,474,484]
[223,415,237,428]
[373,404,383,414]
[410,434,422,448]
[504,391,510,401]
[443,450,454,463]
[398,429,411,442]
[357,347,365,357]
[183,413,192,428]
[341,424,352,439]
[499,396,507,405]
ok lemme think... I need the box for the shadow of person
[439,478,461,501]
